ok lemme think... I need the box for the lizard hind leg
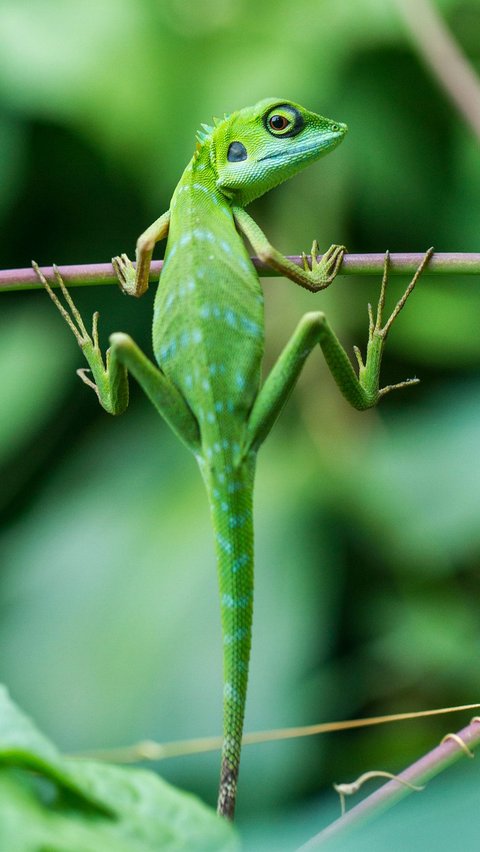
[32,262,200,453]
[32,261,129,415]
[244,247,434,453]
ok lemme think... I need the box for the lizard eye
[264,105,304,138]
[268,114,290,131]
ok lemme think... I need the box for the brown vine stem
[297,717,480,850]
[1,253,480,292]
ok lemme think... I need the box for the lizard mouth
[257,133,345,162]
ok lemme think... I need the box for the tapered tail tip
[217,762,238,820]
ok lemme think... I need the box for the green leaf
[0,686,237,851]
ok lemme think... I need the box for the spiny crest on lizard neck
[191,97,347,206]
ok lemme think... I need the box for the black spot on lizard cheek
[227,141,247,162]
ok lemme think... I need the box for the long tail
[206,459,255,820]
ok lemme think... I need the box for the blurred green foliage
[0,0,480,847]
[0,686,237,851]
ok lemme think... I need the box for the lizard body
[34,98,432,819]
[157,148,262,816]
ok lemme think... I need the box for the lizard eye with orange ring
[269,114,289,131]
[264,105,304,138]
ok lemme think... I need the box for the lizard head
[210,98,347,206]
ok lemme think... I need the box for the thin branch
[2,253,480,292]
[71,703,480,764]
[297,717,480,850]
[395,0,480,141]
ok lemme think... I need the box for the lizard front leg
[233,206,346,291]
[32,262,200,453]
[113,209,171,297]
[244,248,434,453]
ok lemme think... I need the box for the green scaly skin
[33,97,433,820]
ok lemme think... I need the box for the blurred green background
[0,0,480,848]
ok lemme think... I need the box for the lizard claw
[112,253,137,295]
[301,242,347,288]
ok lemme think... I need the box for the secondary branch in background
[396,0,480,141]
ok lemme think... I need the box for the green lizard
[32,98,432,820]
